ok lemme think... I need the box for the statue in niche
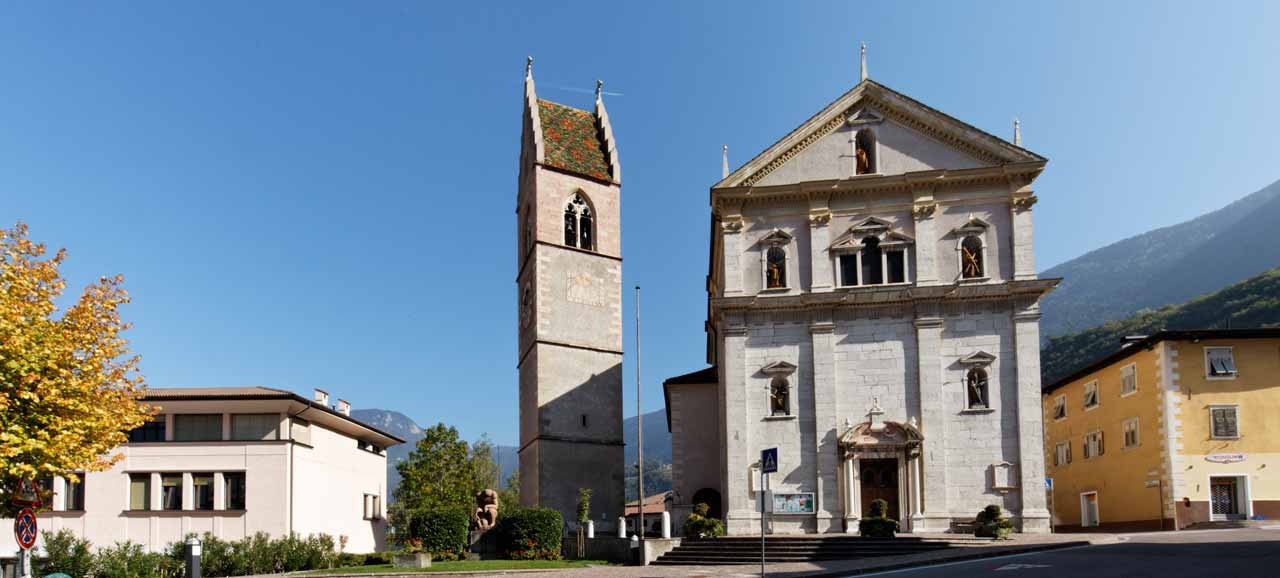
[961,235,984,278]
[855,145,871,175]
[471,489,500,532]
[765,245,786,288]
[769,377,789,416]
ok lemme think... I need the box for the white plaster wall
[668,383,722,506]
[291,423,389,553]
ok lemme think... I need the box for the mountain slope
[623,409,672,466]
[349,409,517,500]
[1040,178,1280,338]
[1041,267,1280,385]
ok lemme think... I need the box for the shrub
[857,499,899,538]
[974,504,1014,540]
[682,503,725,539]
[39,529,95,578]
[95,541,182,578]
[495,507,563,560]
[364,551,393,565]
[401,507,471,561]
[169,532,337,576]
[336,552,366,568]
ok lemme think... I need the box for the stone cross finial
[860,41,867,81]
[1014,117,1022,146]
[722,145,729,179]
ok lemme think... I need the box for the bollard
[586,520,595,539]
[185,536,202,578]
[661,511,671,539]
[617,516,627,538]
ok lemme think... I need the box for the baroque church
[663,51,1056,535]
[515,58,625,531]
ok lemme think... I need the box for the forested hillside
[1041,267,1280,386]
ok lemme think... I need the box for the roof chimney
[1119,335,1148,349]
[313,388,329,405]
[337,399,351,416]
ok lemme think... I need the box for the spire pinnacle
[526,56,533,78]
[721,145,729,179]
[1013,117,1022,146]
[860,41,867,82]
[596,79,603,99]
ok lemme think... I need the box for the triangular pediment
[831,218,915,250]
[716,80,1044,190]
[760,360,798,375]
[959,351,997,366]
[951,216,991,235]
[755,228,793,246]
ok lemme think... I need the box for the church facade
[515,60,625,531]
[665,69,1056,535]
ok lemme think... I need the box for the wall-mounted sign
[770,492,815,514]
[1205,453,1247,464]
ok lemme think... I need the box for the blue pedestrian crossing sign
[761,448,778,474]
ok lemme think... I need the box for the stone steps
[653,535,974,566]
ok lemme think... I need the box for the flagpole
[635,285,645,549]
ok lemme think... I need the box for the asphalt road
[849,528,1280,578]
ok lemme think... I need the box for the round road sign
[14,506,37,549]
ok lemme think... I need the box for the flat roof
[1042,328,1280,394]
[143,386,405,445]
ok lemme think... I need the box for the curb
[795,540,1092,577]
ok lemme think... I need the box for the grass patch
[304,559,610,574]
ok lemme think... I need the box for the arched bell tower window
[961,235,985,279]
[966,368,989,410]
[564,192,594,251]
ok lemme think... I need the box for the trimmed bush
[974,504,1014,540]
[38,529,95,578]
[496,507,563,560]
[364,551,393,565]
[857,499,899,538]
[401,507,471,561]
[95,541,182,578]
[682,503,725,538]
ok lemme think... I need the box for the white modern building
[664,58,1055,535]
[1,387,402,554]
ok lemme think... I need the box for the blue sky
[3,1,1277,446]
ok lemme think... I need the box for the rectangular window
[129,474,150,511]
[363,494,382,520]
[161,474,182,510]
[1120,364,1137,396]
[838,254,858,287]
[1054,442,1072,467]
[1083,381,1099,409]
[1084,431,1105,459]
[225,472,246,510]
[1052,395,1066,420]
[173,414,223,441]
[1123,418,1140,449]
[1205,347,1238,378]
[65,474,85,511]
[886,250,906,283]
[128,418,167,443]
[231,414,280,441]
[1211,406,1239,439]
[193,473,214,511]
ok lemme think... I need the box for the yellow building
[1042,328,1280,531]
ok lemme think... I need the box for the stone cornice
[710,278,1060,314]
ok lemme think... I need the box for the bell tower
[516,58,624,530]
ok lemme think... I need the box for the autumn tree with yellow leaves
[0,223,153,510]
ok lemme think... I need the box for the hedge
[401,507,471,561]
[495,507,563,560]
[37,529,339,578]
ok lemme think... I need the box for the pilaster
[809,195,833,292]
[911,184,940,286]
[722,323,753,533]
[1012,304,1050,532]
[913,314,949,530]
[721,201,745,296]
[810,314,838,530]
[1009,184,1037,281]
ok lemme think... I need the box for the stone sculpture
[471,489,500,532]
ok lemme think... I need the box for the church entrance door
[859,458,900,521]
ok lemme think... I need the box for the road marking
[995,563,1052,571]
[842,544,1092,577]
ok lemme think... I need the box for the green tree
[499,469,520,509]
[470,433,501,493]
[393,423,475,517]
[0,223,154,508]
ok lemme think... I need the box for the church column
[1009,182,1037,281]
[910,451,924,532]
[722,320,753,534]
[721,201,746,295]
[910,183,939,286]
[1012,302,1051,532]
[810,313,837,531]
[844,455,861,532]
[914,315,949,530]
[809,194,833,292]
